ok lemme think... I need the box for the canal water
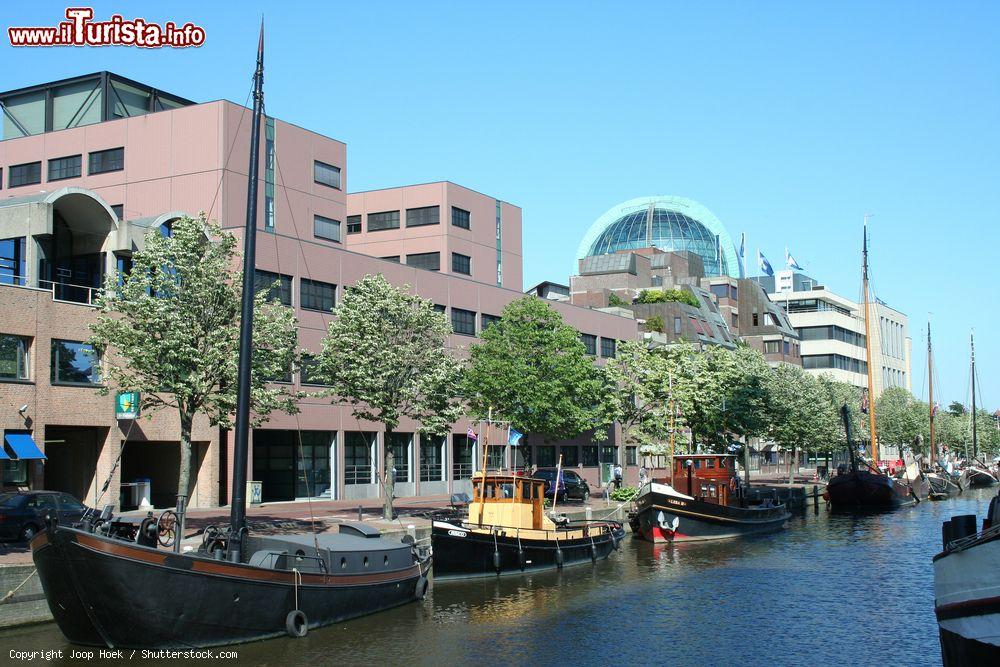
[4,489,993,666]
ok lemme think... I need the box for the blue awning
[4,434,45,460]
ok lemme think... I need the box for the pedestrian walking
[639,465,648,487]
[613,463,623,490]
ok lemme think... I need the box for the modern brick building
[0,72,638,509]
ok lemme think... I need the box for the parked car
[534,468,591,502]
[0,491,90,542]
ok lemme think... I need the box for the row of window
[797,325,866,347]
[802,353,868,373]
[2,148,124,189]
[763,339,800,357]
[255,270,336,312]
[1,334,101,385]
[345,206,472,235]
[579,334,618,358]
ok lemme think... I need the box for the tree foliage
[597,341,671,451]
[636,288,700,308]
[463,297,604,441]
[316,274,463,437]
[89,215,299,501]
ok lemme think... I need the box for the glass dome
[577,196,741,278]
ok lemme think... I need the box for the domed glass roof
[577,196,741,278]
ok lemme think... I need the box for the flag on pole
[508,428,523,446]
[758,250,774,277]
[466,426,478,441]
[739,233,745,263]
[786,248,803,270]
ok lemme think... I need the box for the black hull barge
[32,524,429,649]
[826,468,917,509]
[629,482,789,542]
[431,471,623,580]
[431,519,623,578]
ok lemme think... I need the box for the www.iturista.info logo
[8,7,206,48]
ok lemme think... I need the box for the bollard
[357,505,363,521]
[585,506,592,521]
[813,485,819,515]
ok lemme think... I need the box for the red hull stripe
[936,594,1000,621]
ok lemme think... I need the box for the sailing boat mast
[971,332,978,460]
[928,322,935,464]
[228,22,265,555]
[862,216,878,465]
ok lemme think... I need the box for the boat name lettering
[447,530,467,538]
[666,499,687,507]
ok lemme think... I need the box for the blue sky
[3,2,998,407]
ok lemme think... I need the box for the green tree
[607,292,629,307]
[644,315,665,333]
[89,216,300,504]
[876,387,925,453]
[596,341,672,462]
[316,274,463,520]
[766,365,827,482]
[463,296,604,442]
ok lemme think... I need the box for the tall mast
[862,215,878,465]
[927,322,935,464]
[971,332,978,459]
[229,22,265,543]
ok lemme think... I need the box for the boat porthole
[384,555,389,567]
[341,557,347,569]
[233,594,239,603]
[363,556,369,568]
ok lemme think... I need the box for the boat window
[719,458,727,468]
[693,460,702,469]
[383,555,389,566]
[706,459,716,469]
[498,483,514,498]
[363,556,369,568]
[521,482,531,500]
[340,557,347,569]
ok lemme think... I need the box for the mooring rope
[1,569,37,603]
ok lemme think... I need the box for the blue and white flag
[786,249,803,270]
[758,250,774,277]
[739,233,745,262]
[508,428,523,447]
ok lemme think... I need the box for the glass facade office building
[577,196,742,278]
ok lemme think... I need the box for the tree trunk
[383,428,395,521]
[178,407,194,507]
[788,445,796,485]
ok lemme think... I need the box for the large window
[0,237,26,286]
[452,434,475,479]
[9,162,41,187]
[535,445,556,468]
[51,339,100,385]
[299,354,328,386]
[600,337,617,358]
[452,253,471,275]
[452,207,471,230]
[88,147,124,174]
[254,270,292,306]
[313,215,341,243]
[313,160,341,189]
[582,445,599,467]
[561,446,579,467]
[406,206,439,227]
[48,155,81,181]
[367,210,399,232]
[626,446,638,466]
[420,434,445,482]
[406,252,440,272]
[346,215,362,234]
[581,333,597,356]
[344,432,374,485]
[481,313,501,331]
[802,354,867,374]
[797,325,865,347]
[451,308,476,336]
[300,278,335,312]
[763,340,781,355]
[0,335,30,380]
[388,432,412,483]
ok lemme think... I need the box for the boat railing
[476,519,622,543]
[256,551,329,574]
[945,522,1000,554]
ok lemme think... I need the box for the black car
[0,491,90,542]
[534,468,591,502]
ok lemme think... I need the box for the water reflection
[4,489,993,666]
